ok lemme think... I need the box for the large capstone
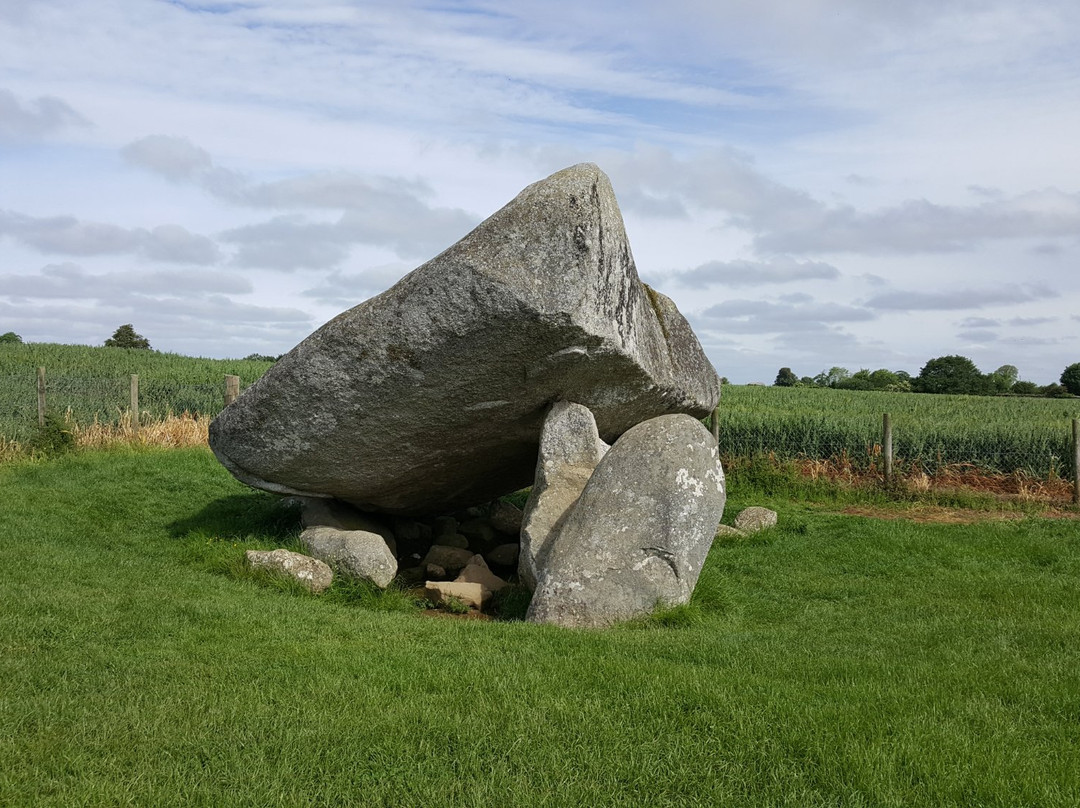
[210,163,719,515]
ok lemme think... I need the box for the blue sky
[1,0,1079,383]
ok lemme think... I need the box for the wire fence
[3,371,1079,486]
[0,372,247,442]
[714,414,1077,479]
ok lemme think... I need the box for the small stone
[425,580,491,610]
[486,542,520,568]
[421,545,476,575]
[398,565,427,586]
[392,518,432,545]
[301,526,397,589]
[245,549,333,594]
[439,533,470,549]
[425,563,447,580]
[455,554,509,594]
[733,507,777,533]
[714,524,748,539]
[459,518,497,548]
[299,498,397,556]
[488,501,524,535]
[432,516,459,539]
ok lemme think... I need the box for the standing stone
[519,400,609,590]
[528,414,725,629]
[301,526,397,589]
[245,549,333,594]
[209,163,719,516]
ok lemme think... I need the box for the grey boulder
[734,507,777,533]
[519,400,609,590]
[527,414,726,629]
[245,548,333,594]
[301,526,397,588]
[209,163,719,515]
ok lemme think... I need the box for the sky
[1,0,1079,384]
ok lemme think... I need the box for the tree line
[774,356,1080,398]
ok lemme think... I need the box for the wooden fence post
[130,374,140,434]
[1073,418,1079,505]
[882,412,893,485]
[37,366,46,427]
[224,375,240,407]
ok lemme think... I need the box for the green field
[2,343,1078,476]
[0,343,274,441]
[1,448,1077,806]
[719,385,1080,476]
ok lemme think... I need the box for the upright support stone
[130,374,140,434]
[224,375,240,407]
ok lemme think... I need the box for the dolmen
[210,163,726,628]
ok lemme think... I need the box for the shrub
[29,414,76,456]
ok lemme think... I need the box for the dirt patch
[838,505,1080,524]
[838,505,1026,524]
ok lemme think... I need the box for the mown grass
[2,448,1078,806]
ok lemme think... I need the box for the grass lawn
[1,448,1078,806]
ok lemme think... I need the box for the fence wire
[2,373,1077,478]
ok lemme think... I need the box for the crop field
[2,343,1078,477]
[0,343,274,441]
[718,385,1079,477]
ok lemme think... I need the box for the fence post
[130,374,140,434]
[1073,418,1079,505]
[711,403,720,446]
[882,412,893,485]
[224,375,240,407]
[37,366,46,427]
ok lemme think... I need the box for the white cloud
[0,210,220,264]
[865,285,1056,311]
[668,257,840,288]
[0,87,89,141]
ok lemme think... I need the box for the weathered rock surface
[425,581,490,610]
[734,507,777,533]
[519,400,609,590]
[455,554,509,594]
[527,414,725,629]
[245,548,333,594]
[299,497,397,556]
[421,545,475,576]
[301,526,397,588]
[488,501,524,535]
[209,163,719,515]
[486,542,520,568]
[714,524,748,539]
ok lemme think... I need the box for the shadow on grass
[167,491,301,543]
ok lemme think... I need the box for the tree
[774,367,798,387]
[1011,380,1039,395]
[105,324,151,350]
[988,364,1019,394]
[813,366,850,388]
[0,331,22,344]
[1061,363,1080,396]
[913,355,991,395]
